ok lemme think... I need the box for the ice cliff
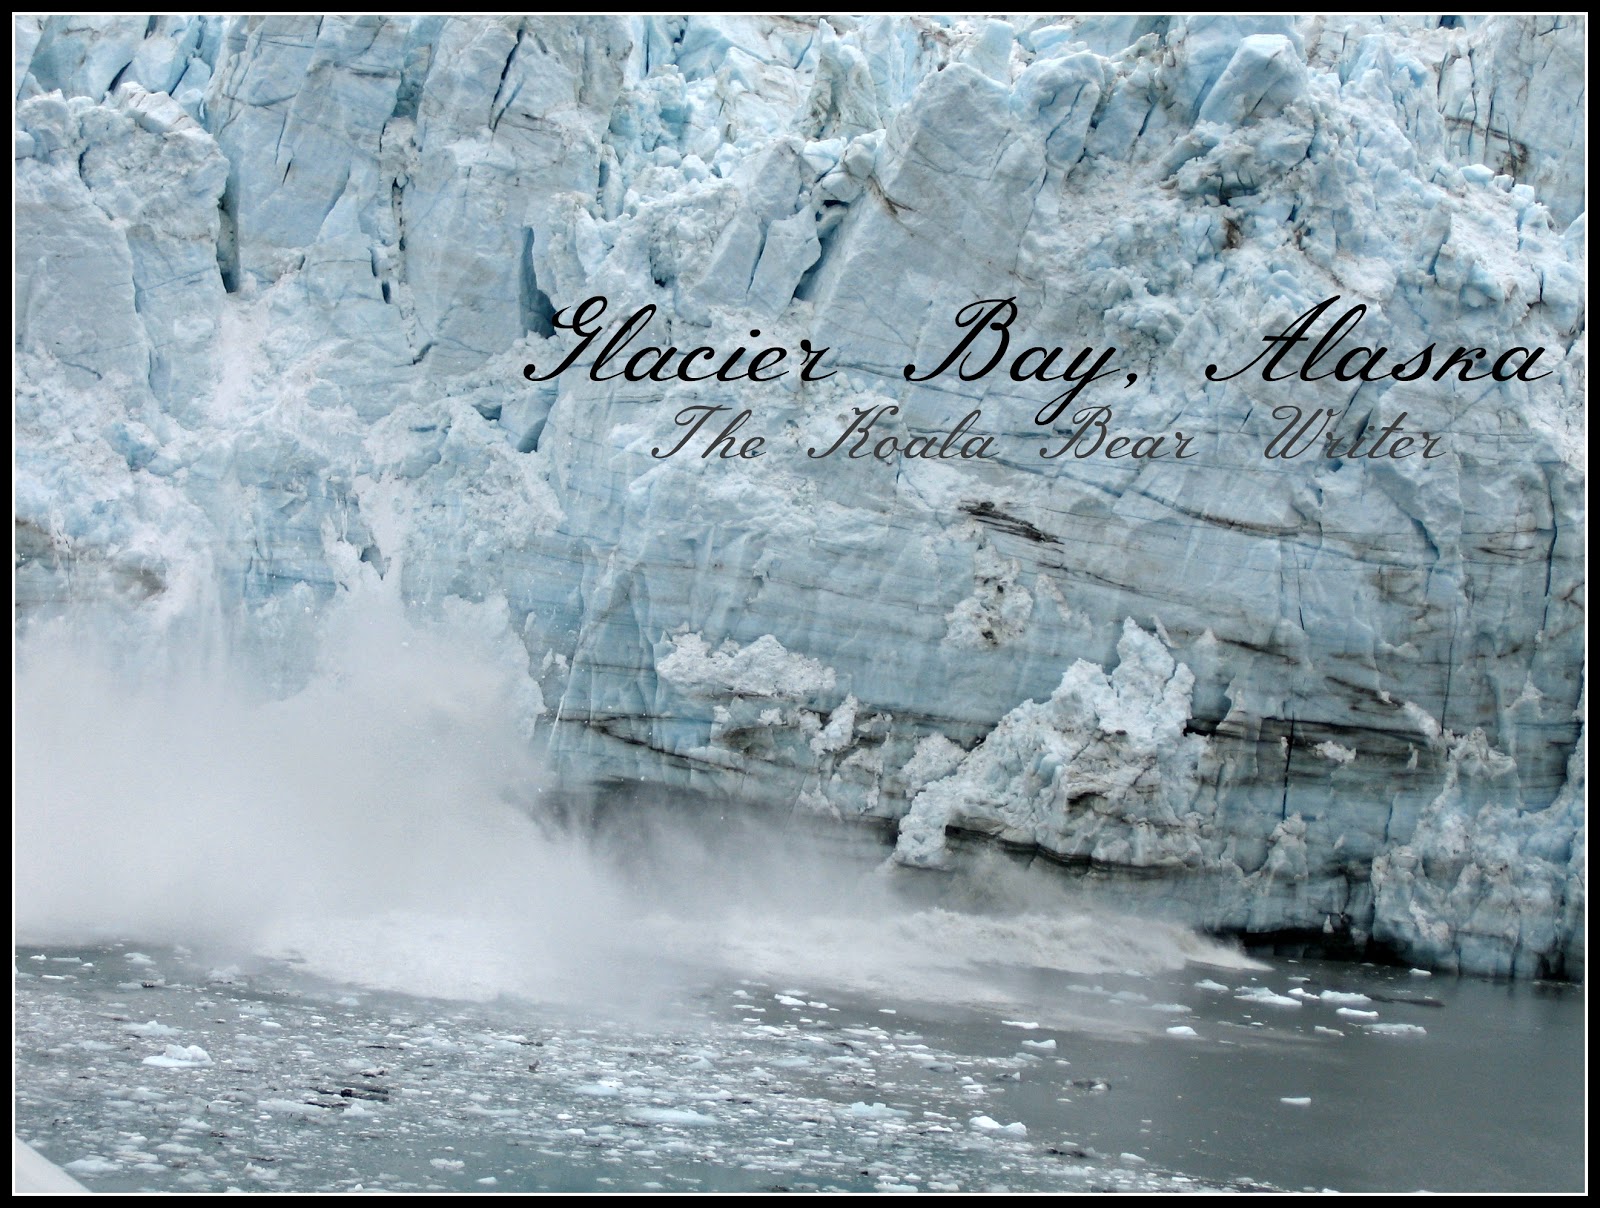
[14,15,1586,977]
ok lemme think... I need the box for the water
[16,937,1583,1193]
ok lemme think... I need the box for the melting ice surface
[13,593,1587,1193]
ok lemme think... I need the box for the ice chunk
[125,1020,180,1037]
[63,1155,120,1176]
[628,1107,720,1127]
[847,1102,911,1120]
[969,1116,1027,1136]
[142,1044,212,1068]
[1235,987,1302,1008]
[1317,991,1371,1005]
[1365,1023,1427,1037]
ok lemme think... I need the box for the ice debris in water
[970,1116,1028,1137]
[141,1044,211,1068]
[1235,987,1302,1008]
[1366,1023,1427,1037]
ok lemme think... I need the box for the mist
[15,581,1255,1021]
[15,583,650,1001]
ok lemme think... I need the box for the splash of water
[16,573,1256,1016]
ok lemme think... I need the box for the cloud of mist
[14,582,657,1005]
[16,579,1255,1019]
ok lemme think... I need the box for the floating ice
[1235,987,1302,1008]
[142,1044,211,1068]
[969,1116,1027,1137]
[63,1156,120,1175]
[125,1020,179,1037]
[1366,1023,1427,1037]
[628,1107,720,1127]
[848,1102,911,1120]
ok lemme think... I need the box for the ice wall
[14,15,1586,976]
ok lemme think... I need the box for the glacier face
[13,15,1586,977]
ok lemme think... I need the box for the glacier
[13,14,1586,978]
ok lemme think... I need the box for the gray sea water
[15,934,1583,1194]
